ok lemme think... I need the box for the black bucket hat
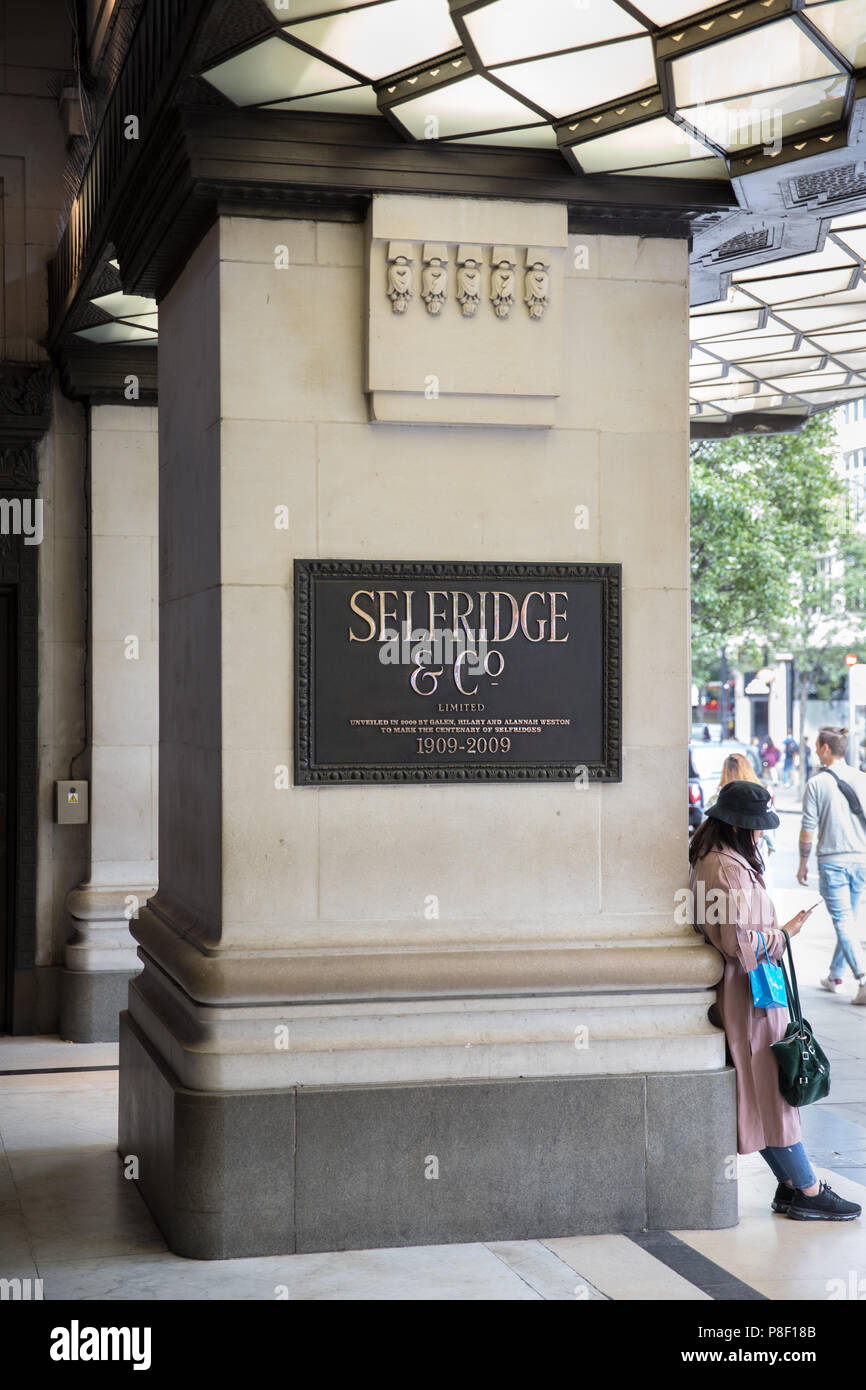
[706,779,780,830]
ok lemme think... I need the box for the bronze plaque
[294,560,621,784]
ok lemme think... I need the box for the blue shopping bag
[749,932,788,1009]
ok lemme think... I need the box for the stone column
[119,203,734,1258]
[60,405,158,1041]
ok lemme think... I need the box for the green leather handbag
[770,930,830,1107]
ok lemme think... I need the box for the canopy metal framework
[50,0,866,433]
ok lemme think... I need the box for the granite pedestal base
[60,968,141,1043]
[118,1009,738,1259]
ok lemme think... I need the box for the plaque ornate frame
[294,559,621,785]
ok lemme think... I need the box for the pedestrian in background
[761,736,781,785]
[690,781,860,1220]
[798,726,866,1003]
[705,753,777,883]
[803,737,812,777]
[782,730,798,788]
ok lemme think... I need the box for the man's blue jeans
[818,859,866,979]
[760,1143,817,1189]
[782,755,794,786]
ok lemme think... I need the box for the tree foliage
[690,414,866,683]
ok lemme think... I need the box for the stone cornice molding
[99,106,734,305]
[134,896,724,1006]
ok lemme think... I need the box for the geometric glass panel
[492,36,657,118]
[608,156,728,178]
[267,85,380,115]
[571,115,713,173]
[463,0,645,66]
[390,74,542,138]
[804,0,866,70]
[678,75,848,153]
[671,19,842,109]
[285,0,460,82]
[201,37,356,106]
[74,323,158,343]
[444,123,558,147]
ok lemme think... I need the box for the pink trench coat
[690,846,801,1154]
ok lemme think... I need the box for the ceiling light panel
[609,155,728,177]
[735,354,826,375]
[285,0,459,81]
[91,291,157,317]
[444,123,558,146]
[267,84,379,114]
[74,323,158,344]
[691,379,758,400]
[770,304,866,331]
[736,241,857,279]
[462,0,645,67]
[201,36,356,105]
[678,75,848,153]
[491,36,657,118]
[689,362,730,381]
[387,73,540,139]
[803,0,866,69]
[570,115,713,173]
[740,268,858,303]
[808,330,866,351]
[671,19,842,108]
[705,333,799,358]
[116,313,159,330]
[690,308,765,336]
[636,0,735,21]
[772,283,866,311]
[830,212,866,231]
[833,228,866,261]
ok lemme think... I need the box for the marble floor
[2,1017,865,1299]
[2,837,866,1300]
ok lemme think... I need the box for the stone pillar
[119,203,735,1258]
[60,405,159,1041]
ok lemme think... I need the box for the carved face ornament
[490,261,515,318]
[387,256,413,313]
[456,260,481,316]
[524,263,549,320]
[421,258,448,315]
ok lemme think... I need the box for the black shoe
[788,1181,862,1221]
[771,1182,794,1214]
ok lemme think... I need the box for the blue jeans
[782,756,794,786]
[760,1142,817,1189]
[818,859,866,979]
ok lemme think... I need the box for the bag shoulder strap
[780,929,803,1030]
[815,766,866,822]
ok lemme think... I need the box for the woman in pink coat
[689,779,861,1221]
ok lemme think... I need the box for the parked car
[688,739,765,829]
[688,749,703,834]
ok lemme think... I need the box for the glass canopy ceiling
[74,0,866,428]
[197,0,861,170]
[689,209,866,427]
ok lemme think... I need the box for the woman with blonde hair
[706,754,776,874]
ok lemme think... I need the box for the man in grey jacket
[798,726,866,1003]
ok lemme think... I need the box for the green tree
[690,413,866,774]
